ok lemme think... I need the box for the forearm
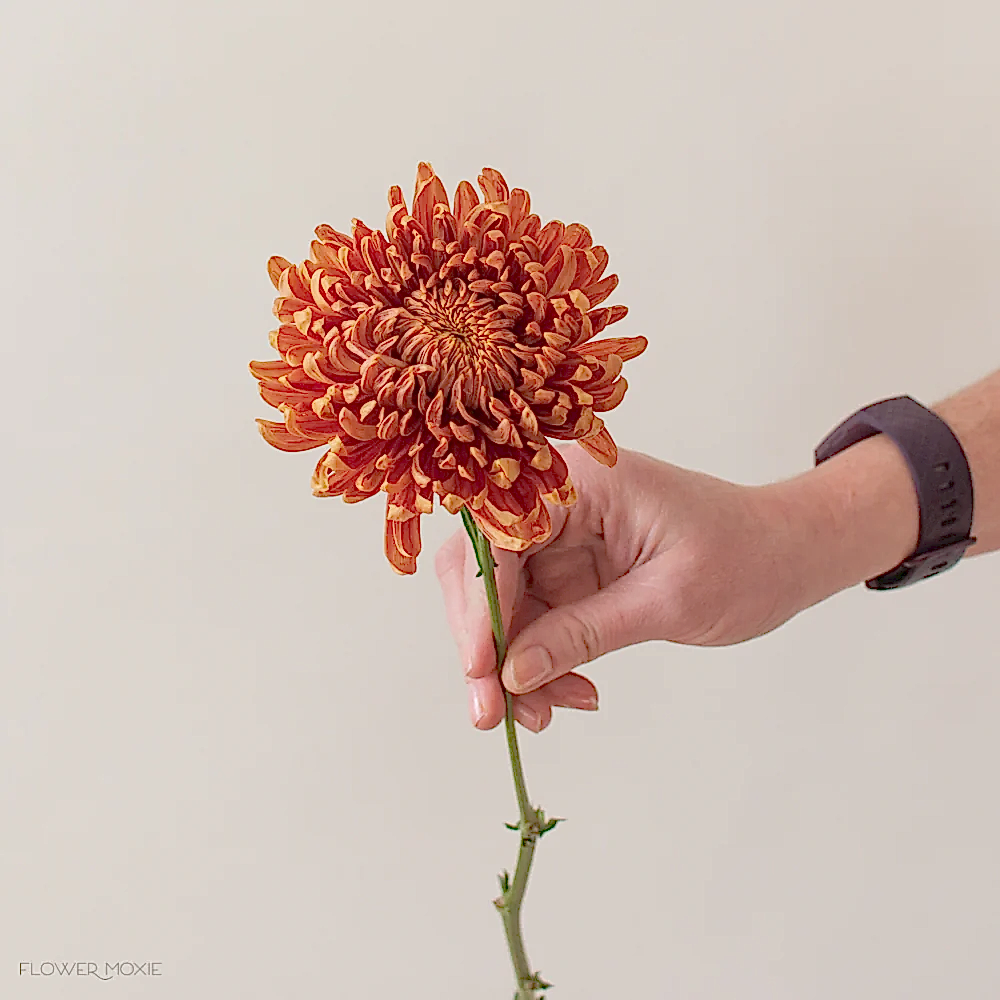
[765,368,1000,612]
[932,369,1000,557]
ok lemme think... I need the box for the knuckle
[563,608,602,665]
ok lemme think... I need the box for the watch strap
[814,395,976,590]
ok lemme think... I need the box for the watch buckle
[866,536,977,591]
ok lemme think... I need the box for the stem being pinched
[460,509,562,1000]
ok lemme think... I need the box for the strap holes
[930,562,947,571]
[938,479,955,491]
[941,499,957,511]
[934,462,950,473]
[941,516,958,528]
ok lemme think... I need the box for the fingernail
[463,654,475,677]
[520,705,542,731]
[505,646,552,693]
[580,693,599,711]
[469,686,486,726]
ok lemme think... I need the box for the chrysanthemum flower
[250,163,646,574]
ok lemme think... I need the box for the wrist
[931,374,1000,557]
[761,432,921,612]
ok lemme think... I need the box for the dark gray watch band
[814,395,976,590]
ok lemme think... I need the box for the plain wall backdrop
[3,1,1000,997]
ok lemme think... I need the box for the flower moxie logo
[19,962,162,980]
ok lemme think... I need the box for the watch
[814,395,976,590]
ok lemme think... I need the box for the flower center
[401,287,479,341]
[396,279,530,410]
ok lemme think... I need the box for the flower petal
[412,162,449,240]
[384,503,422,575]
[577,425,618,467]
[580,335,648,362]
[581,273,619,307]
[477,167,510,203]
[453,180,480,231]
[256,419,326,452]
[267,256,291,289]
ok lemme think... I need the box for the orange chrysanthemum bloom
[250,164,647,574]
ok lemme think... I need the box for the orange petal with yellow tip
[412,162,449,239]
[577,425,618,467]
[581,335,648,362]
[581,274,619,307]
[256,419,326,452]
[385,508,422,575]
[453,180,480,230]
[267,256,292,289]
[591,378,629,412]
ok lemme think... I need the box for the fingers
[500,561,666,695]
[515,674,601,732]
[435,530,470,667]
[467,674,504,730]
[435,501,572,680]
[466,671,600,732]
[512,690,552,732]
[461,533,523,679]
[541,672,599,711]
[436,526,519,677]
[437,518,606,733]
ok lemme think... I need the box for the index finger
[434,526,522,678]
[462,532,523,679]
[435,529,472,671]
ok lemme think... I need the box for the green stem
[460,509,553,1000]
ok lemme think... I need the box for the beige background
[3,0,1000,996]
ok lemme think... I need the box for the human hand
[435,440,809,733]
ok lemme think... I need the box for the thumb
[500,562,665,695]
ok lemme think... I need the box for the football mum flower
[250,163,646,574]
[251,164,646,999]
